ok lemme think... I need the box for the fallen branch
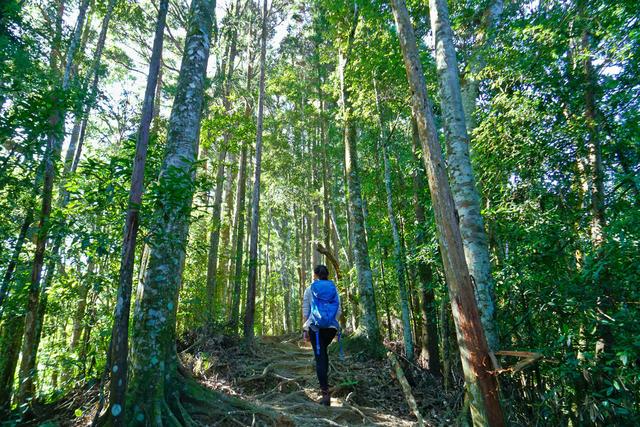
[492,351,544,374]
[387,351,425,427]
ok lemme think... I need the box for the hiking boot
[320,387,331,406]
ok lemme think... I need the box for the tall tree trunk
[460,0,504,135]
[375,80,413,360]
[152,64,164,133]
[410,117,442,375]
[127,1,215,422]
[70,0,118,174]
[220,154,237,314]
[62,8,93,176]
[70,262,93,352]
[229,144,248,332]
[0,313,25,412]
[390,1,504,425]
[580,10,610,354]
[316,33,334,277]
[206,148,227,321]
[440,296,452,391]
[339,6,382,349]
[581,29,605,250]
[18,0,113,402]
[277,217,292,333]
[0,208,33,318]
[379,250,393,342]
[429,0,498,351]
[227,18,255,324]
[262,213,271,334]
[243,0,268,340]
[14,0,91,407]
[205,0,241,323]
[105,0,169,423]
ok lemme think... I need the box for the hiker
[302,264,341,407]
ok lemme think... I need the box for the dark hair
[314,264,329,280]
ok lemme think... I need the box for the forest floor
[24,333,461,426]
[177,333,458,426]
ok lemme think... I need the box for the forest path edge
[183,334,429,426]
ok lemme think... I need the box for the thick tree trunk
[375,81,413,360]
[243,0,268,340]
[390,1,504,425]
[339,6,382,349]
[429,0,498,351]
[0,313,25,412]
[105,1,169,423]
[17,256,56,404]
[128,0,215,422]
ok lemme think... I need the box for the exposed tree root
[183,333,452,426]
[35,333,458,425]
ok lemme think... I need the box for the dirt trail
[184,334,442,426]
[19,335,450,426]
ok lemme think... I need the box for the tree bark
[460,0,504,135]
[262,213,272,334]
[429,0,498,351]
[579,8,610,354]
[276,218,292,333]
[220,153,237,314]
[0,208,33,319]
[14,0,90,407]
[205,0,241,323]
[105,0,169,423]
[0,313,25,413]
[410,117,442,374]
[339,5,382,349]
[70,262,93,352]
[70,0,118,174]
[229,144,248,332]
[316,38,334,277]
[390,1,504,425]
[127,0,215,422]
[375,80,413,360]
[243,0,268,340]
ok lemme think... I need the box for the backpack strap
[315,330,320,356]
[338,329,344,360]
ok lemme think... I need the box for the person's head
[313,264,329,280]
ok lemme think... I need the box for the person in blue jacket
[302,264,341,406]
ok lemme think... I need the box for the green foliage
[0,0,638,424]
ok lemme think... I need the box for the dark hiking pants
[309,328,337,390]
